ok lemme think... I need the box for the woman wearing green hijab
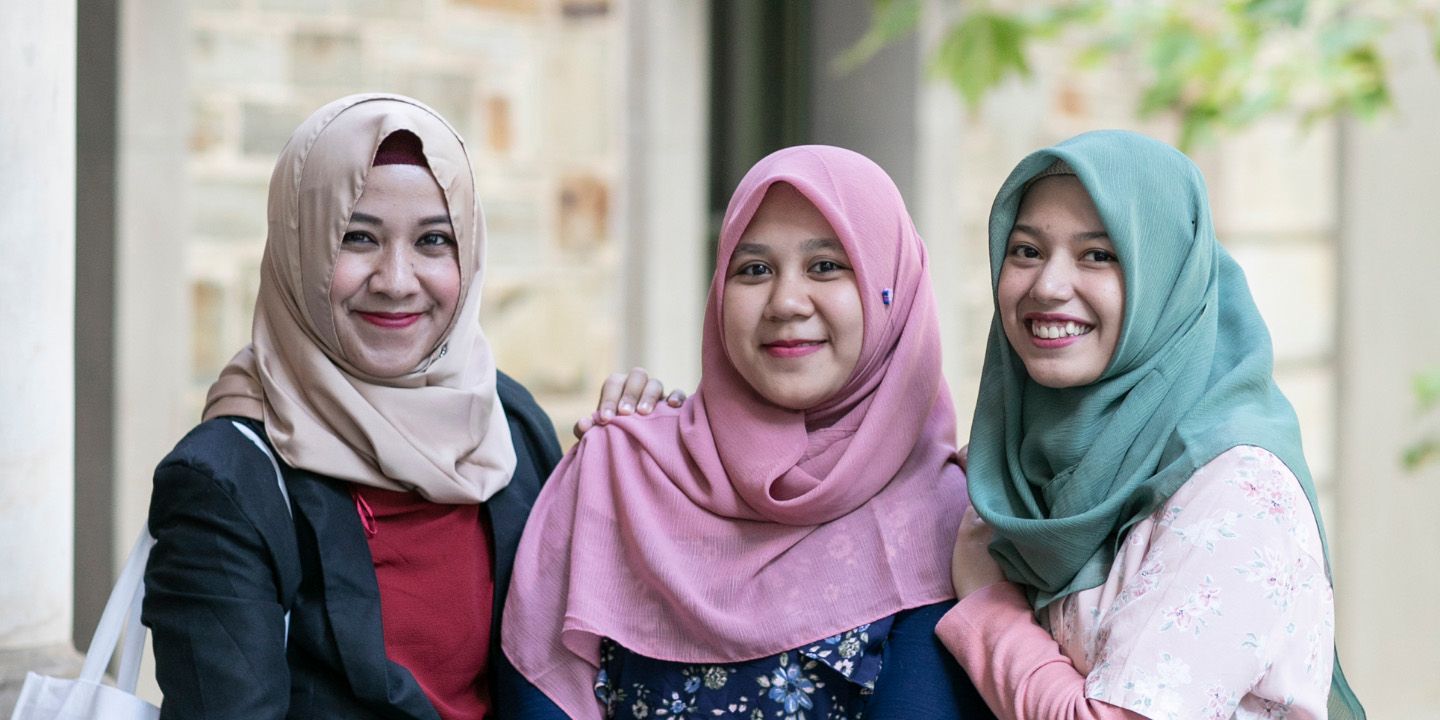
[936,130,1364,720]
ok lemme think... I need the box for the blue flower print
[766,661,816,714]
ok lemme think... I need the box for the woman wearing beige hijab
[141,94,665,720]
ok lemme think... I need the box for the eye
[1082,248,1118,264]
[809,259,847,275]
[342,231,375,245]
[1006,243,1041,260]
[416,231,455,248]
[733,262,771,279]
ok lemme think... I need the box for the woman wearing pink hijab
[502,146,992,719]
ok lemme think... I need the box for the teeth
[1031,321,1091,338]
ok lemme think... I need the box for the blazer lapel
[287,469,440,720]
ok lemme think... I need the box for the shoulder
[157,417,277,492]
[151,417,294,527]
[1134,445,1327,585]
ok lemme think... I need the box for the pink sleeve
[934,582,1146,720]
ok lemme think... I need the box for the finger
[665,388,687,407]
[596,372,628,420]
[615,368,650,415]
[572,414,595,440]
[957,444,969,472]
[635,378,665,414]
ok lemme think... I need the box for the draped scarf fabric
[966,129,1363,718]
[203,94,516,504]
[502,145,967,718]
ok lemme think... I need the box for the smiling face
[330,163,461,378]
[998,174,1125,388]
[722,182,864,410]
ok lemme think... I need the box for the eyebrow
[1011,223,1109,242]
[732,237,844,256]
[349,212,451,227]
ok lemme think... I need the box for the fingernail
[619,402,634,414]
[601,409,614,420]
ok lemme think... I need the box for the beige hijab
[204,94,515,504]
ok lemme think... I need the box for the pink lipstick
[358,312,421,329]
[764,339,824,358]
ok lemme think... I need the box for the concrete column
[621,1,710,388]
[0,0,82,711]
[1335,23,1440,717]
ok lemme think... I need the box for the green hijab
[967,130,1363,718]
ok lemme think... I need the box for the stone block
[560,0,609,19]
[242,102,308,158]
[543,27,612,160]
[190,178,269,241]
[347,0,413,18]
[555,173,608,254]
[192,27,287,87]
[191,280,227,382]
[482,196,545,268]
[486,95,513,154]
[448,0,541,14]
[290,29,363,88]
[259,0,335,12]
[190,97,231,155]
[481,274,617,399]
[1226,239,1336,364]
[1273,363,1337,486]
[1211,120,1337,236]
[395,72,476,141]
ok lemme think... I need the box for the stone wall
[183,0,627,434]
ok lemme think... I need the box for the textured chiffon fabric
[939,447,1332,720]
[502,146,967,718]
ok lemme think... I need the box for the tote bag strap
[230,421,294,641]
[77,525,155,692]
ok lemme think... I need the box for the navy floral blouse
[592,603,992,720]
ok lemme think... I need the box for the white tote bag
[9,525,160,720]
[10,422,292,720]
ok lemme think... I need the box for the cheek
[995,271,1027,336]
[329,253,368,309]
[831,285,865,360]
[720,286,755,362]
[423,256,462,318]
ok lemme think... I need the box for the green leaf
[932,11,1034,108]
[1415,367,1440,411]
[1403,438,1440,471]
[833,0,923,76]
[1242,0,1307,28]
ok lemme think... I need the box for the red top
[353,485,495,720]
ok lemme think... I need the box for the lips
[1028,320,1093,339]
[763,338,825,359]
[1023,314,1093,349]
[357,311,423,329]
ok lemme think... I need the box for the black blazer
[142,372,566,719]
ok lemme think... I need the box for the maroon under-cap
[372,130,429,168]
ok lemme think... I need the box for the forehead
[742,182,832,234]
[1014,175,1104,227]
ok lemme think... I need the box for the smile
[357,311,423,329]
[1029,320,1092,339]
[764,339,825,359]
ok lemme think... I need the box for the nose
[764,272,814,321]
[368,242,420,299]
[1030,256,1075,304]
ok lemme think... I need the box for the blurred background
[4,0,1440,716]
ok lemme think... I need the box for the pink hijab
[501,145,967,717]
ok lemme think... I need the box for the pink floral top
[936,445,1334,720]
[1042,445,1334,719]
